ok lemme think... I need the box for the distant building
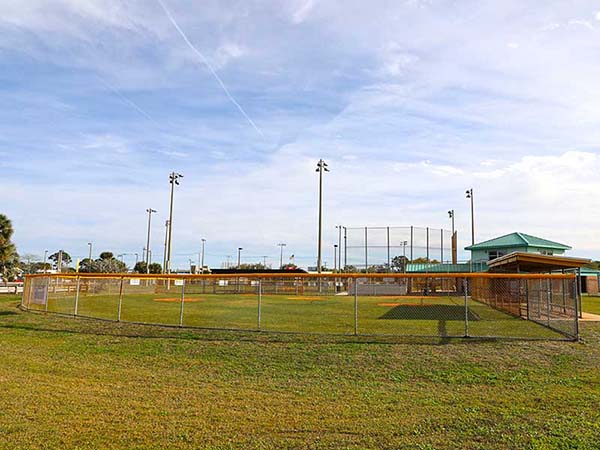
[465,232,571,263]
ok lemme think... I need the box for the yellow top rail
[25,272,577,280]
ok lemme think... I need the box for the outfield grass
[1,293,600,448]
[27,288,569,339]
[582,295,600,315]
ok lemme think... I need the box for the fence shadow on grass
[379,304,480,321]
[2,307,498,346]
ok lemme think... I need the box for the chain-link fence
[22,273,579,340]
[344,226,454,271]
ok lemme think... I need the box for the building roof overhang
[487,252,591,273]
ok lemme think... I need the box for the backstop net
[21,273,579,340]
[344,226,453,271]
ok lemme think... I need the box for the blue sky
[1,0,600,269]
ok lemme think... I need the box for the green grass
[27,287,568,339]
[2,293,599,449]
[582,295,600,315]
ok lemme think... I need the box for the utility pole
[278,243,286,269]
[166,172,183,274]
[200,238,206,273]
[466,188,475,245]
[145,208,157,273]
[315,159,329,273]
[237,247,243,268]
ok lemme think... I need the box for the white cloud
[291,0,316,24]
[567,19,594,30]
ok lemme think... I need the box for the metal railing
[21,272,579,340]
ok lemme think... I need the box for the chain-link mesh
[21,273,579,340]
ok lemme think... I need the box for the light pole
[87,242,92,264]
[448,209,455,264]
[200,239,206,273]
[277,243,286,269]
[166,172,183,274]
[465,188,475,246]
[343,226,347,270]
[334,244,338,272]
[262,256,268,267]
[402,240,408,272]
[134,253,139,264]
[315,159,329,273]
[163,220,169,273]
[336,225,342,272]
[237,247,243,269]
[43,250,48,273]
[145,208,157,273]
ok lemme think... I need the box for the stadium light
[277,243,286,269]
[237,247,243,269]
[87,242,93,265]
[166,172,183,274]
[145,208,157,273]
[465,188,474,246]
[315,159,329,273]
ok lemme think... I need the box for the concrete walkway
[580,312,600,321]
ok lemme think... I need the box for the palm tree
[0,214,19,280]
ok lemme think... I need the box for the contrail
[156,0,265,138]
[96,75,163,129]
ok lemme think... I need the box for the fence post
[386,226,390,272]
[257,279,262,331]
[45,277,51,313]
[364,227,368,273]
[526,279,530,320]
[546,278,551,327]
[74,276,81,316]
[463,278,469,337]
[117,277,124,322]
[577,268,583,319]
[574,276,580,341]
[440,228,443,263]
[179,279,186,327]
[426,227,429,261]
[410,226,414,261]
[354,278,358,336]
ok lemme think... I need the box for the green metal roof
[580,268,600,276]
[465,232,571,251]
